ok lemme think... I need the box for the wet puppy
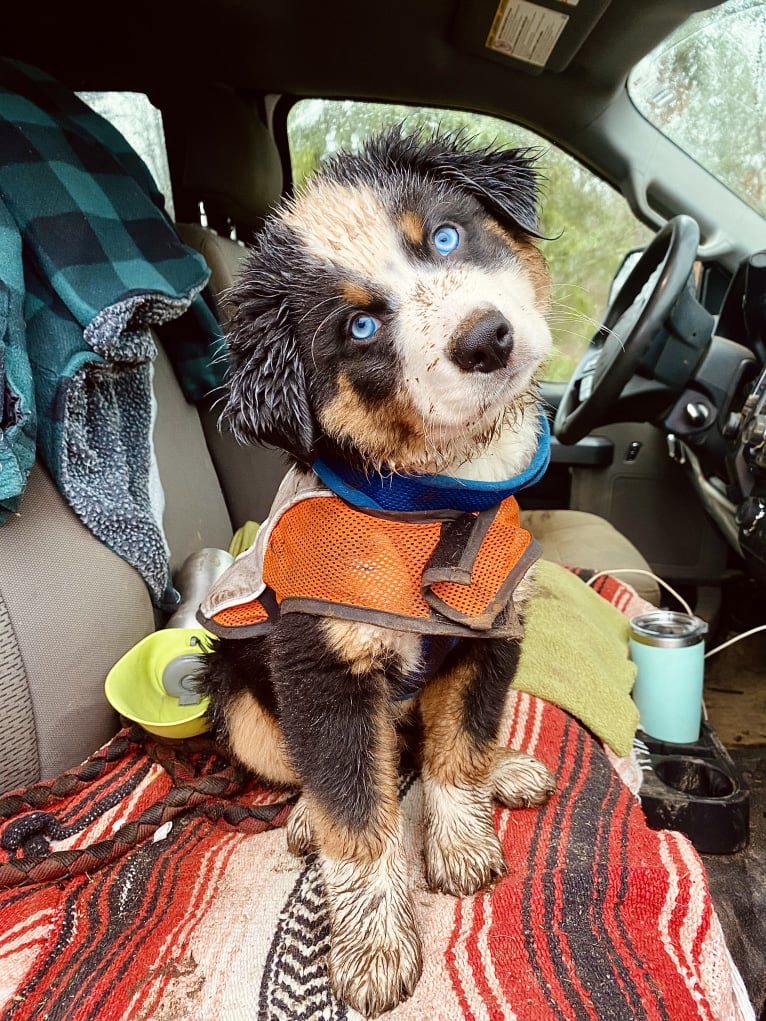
[199,128,556,1017]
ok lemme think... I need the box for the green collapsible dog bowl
[105,628,212,738]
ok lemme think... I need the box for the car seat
[0,89,657,795]
[0,344,232,791]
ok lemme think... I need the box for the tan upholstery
[520,509,660,604]
[171,84,283,237]
[152,345,233,570]
[0,343,234,787]
[177,224,289,528]
[0,464,154,785]
[176,223,247,326]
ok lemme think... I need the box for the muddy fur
[201,127,557,1017]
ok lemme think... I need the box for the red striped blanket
[0,578,753,1021]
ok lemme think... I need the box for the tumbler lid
[629,610,708,648]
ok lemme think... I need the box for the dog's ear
[364,128,545,239]
[221,295,316,463]
[434,142,545,239]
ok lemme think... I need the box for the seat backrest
[0,463,153,787]
[0,341,233,789]
[152,343,233,571]
[176,223,288,529]
[0,84,288,792]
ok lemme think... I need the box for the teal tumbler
[629,611,708,744]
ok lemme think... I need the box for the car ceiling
[8,0,722,132]
[11,0,757,265]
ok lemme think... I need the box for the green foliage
[287,99,652,382]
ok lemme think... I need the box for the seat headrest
[173,84,283,238]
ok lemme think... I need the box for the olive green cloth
[513,559,639,757]
[229,520,260,559]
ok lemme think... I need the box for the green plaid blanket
[0,60,227,608]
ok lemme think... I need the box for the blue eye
[349,313,380,341]
[433,224,460,255]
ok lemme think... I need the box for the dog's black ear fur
[360,128,546,239]
[432,140,545,239]
[221,279,316,464]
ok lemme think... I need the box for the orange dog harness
[199,470,541,641]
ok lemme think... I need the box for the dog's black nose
[450,311,514,373]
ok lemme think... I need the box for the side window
[286,99,653,382]
[77,91,175,219]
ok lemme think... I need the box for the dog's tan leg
[224,689,299,787]
[316,814,422,1018]
[419,639,553,897]
[293,708,422,1018]
[419,652,506,897]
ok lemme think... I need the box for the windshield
[629,0,766,217]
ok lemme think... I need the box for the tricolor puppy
[198,128,557,1017]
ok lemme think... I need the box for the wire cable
[583,568,693,616]
[585,566,766,660]
[704,623,766,659]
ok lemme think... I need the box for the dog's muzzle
[449,310,514,373]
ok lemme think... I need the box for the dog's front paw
[322,839,422,1017]
[286,795,316,856]
[329,914,422,1018]
[492,747,556,809]
[422,779,507,897]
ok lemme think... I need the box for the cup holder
[636,723,749,855]
[653,757,736,799]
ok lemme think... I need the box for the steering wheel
[553,214,701,445]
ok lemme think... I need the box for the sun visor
[451,0,612,76]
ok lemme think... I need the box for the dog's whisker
[547,325,600,343]
[550,299,626,345]
[549,302,628,351]
[310,305,347,369]
[551,282,600,300]
[549,300,604,329]
[298,293,345,325]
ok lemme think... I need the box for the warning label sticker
[486,0,570,67]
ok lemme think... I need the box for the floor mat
[701,747,766,1019]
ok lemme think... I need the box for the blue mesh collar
[312,412,551,514]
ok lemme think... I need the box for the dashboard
[677,251,766,582]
